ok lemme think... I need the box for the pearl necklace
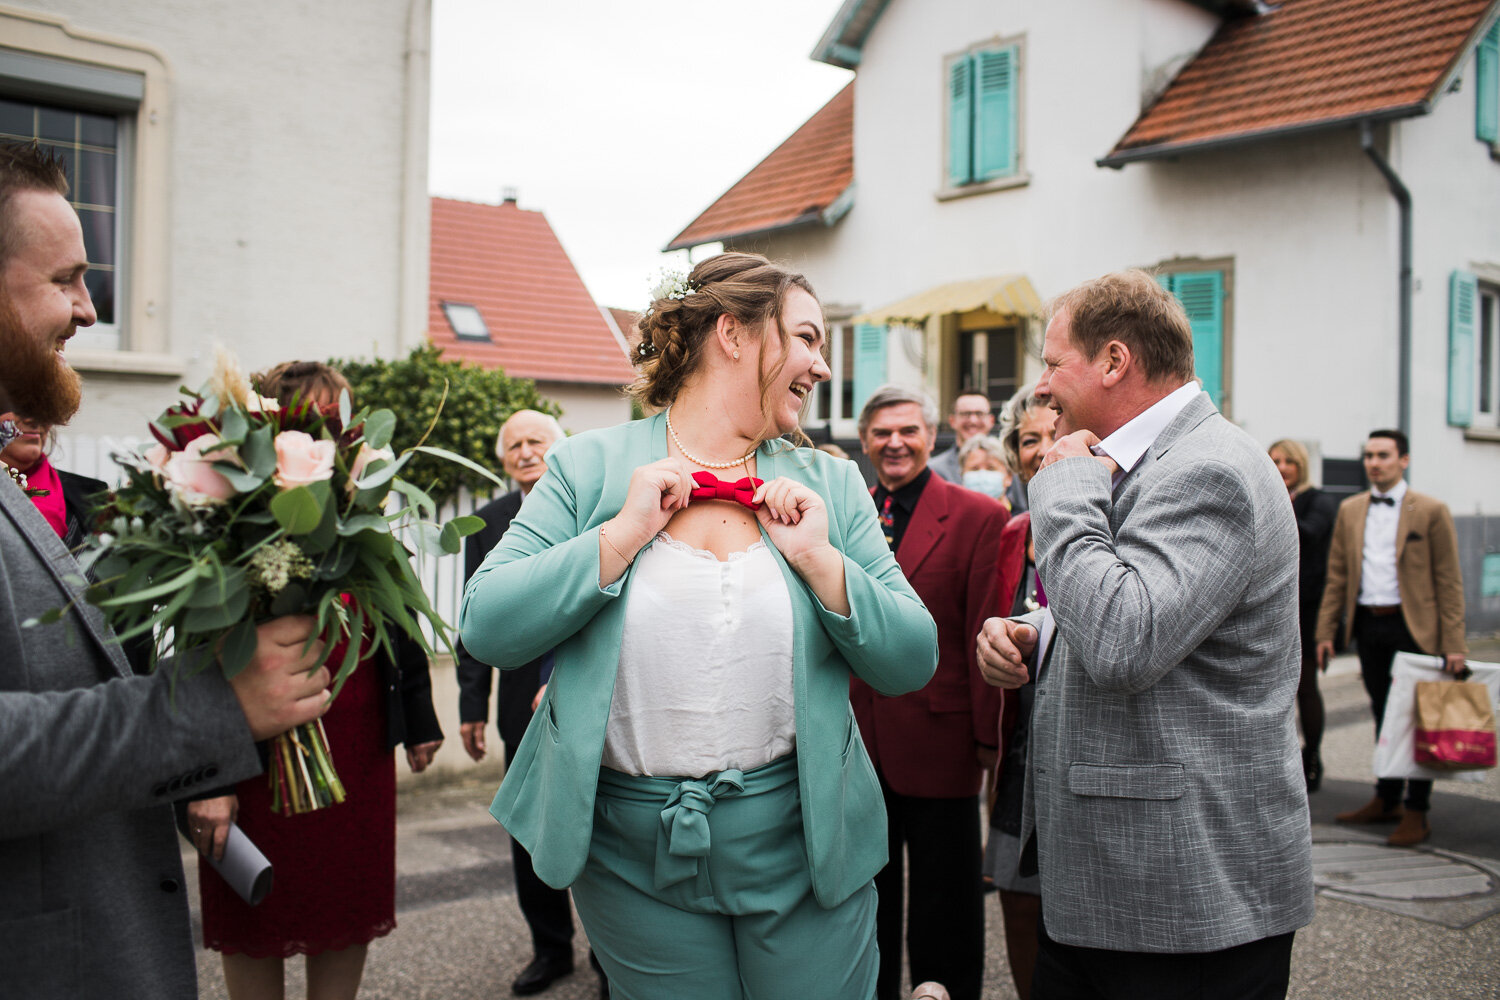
[664,407,756,470]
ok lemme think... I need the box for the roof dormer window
[441,302,490,341]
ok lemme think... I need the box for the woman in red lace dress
[186,362,443,1000]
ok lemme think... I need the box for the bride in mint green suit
[460,252,937,999]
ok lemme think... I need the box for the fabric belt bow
[689,471,763,511]
[654,769,746,894]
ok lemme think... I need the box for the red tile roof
[607,307,642,356]
[1103,0,1497,165]
[428,197,633,384]
[667,82,855,251]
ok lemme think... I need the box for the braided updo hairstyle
[632,253,819,435]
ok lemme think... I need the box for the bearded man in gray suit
[0,141,332,999]
[977,271,1313,999]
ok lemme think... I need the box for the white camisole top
[601,531,796,778]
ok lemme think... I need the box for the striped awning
[852,274,1043,325]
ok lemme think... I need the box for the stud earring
[733,350,740,361]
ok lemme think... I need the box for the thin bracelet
[599,523,635,565]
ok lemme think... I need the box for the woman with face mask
[958,434,1012,505]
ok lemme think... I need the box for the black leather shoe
[512,955,574,996]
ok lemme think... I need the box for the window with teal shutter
[1161,271,1225,408]
[973,47,1018,180]
[946,43,1020,187]
[947,57,973,186]
[1449,270,1477,427]
[1478,22,1499,143]
[852,323,888,415]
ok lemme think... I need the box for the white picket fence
[54,432,496,643]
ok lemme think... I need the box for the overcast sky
[428,0,853,311]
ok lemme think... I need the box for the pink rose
[162,435,238,505]
[144,442,171,473]
[349,443,395,483]
[273,430,336,489]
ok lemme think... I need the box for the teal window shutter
[1478,23,1499,143]
[1166,271,1225,408]
[973,46,1018,179]
[947,56,974,186]
[852,323,888,415]
[1449,270,1478,427]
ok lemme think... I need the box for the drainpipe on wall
[1359,121,1412,440]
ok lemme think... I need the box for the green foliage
[332,345,560,507]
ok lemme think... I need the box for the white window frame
[1475,282,1500,428]
[1,9,178,375]
[937,34,1030,202]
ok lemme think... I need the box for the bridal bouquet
[65,355,493,814]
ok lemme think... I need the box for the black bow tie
[1371,495,1395,506]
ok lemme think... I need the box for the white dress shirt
[1091,381,1204,483]
[1357,479,1407,607]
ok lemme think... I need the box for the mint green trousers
[571,754,878,999]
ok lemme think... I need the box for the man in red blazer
[852,386,1008,1000]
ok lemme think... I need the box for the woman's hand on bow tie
[616,458,696,546]
[754,478,849,615]
[600,458,696,584]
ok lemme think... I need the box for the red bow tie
[689,471,763,511]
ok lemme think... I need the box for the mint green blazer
[459,412,937,908]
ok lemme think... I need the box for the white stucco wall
[738,0,1497,514]
[538,382,633,435]
[7,0,431,450]
[1389,39,1500,516]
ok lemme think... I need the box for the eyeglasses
[953,409,991,419]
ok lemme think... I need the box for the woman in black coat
[1270,438,1339,791]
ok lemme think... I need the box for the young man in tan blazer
[1315,429,1468,846]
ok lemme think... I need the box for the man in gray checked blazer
[0,141,332,1000]
[978,271,1313,999]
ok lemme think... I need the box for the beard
[0,289,83,427]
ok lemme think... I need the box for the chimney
[501,186,518,205]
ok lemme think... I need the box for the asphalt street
[187,648,1500,999]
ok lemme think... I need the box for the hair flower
[650,270,696,302]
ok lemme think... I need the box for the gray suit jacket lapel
[0,478,132,679]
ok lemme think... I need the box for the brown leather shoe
[1336,796,1402,824]
[1387,809,1430,847]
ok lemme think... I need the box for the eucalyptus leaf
[438,520,463,555]
[445,514,486,538]
[362,409,397,450]
[219,618,258,677]
[214,464,268,492]
[241,424,277,478]
[186,566,246,609]
[336,514,390,537]
[270,486,324,534]
[314,544,359,581]
[183,582,249,631]
[220,406,248,444]
[297,497,340,556]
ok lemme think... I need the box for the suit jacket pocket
[1067,762,1185,800]
[0,905,79,994]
